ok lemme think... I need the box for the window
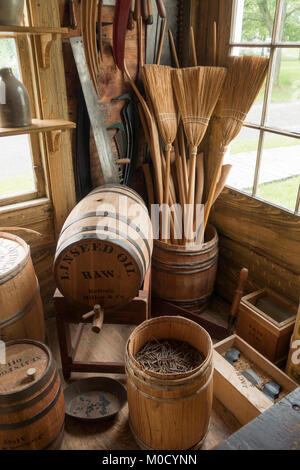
[0,35,46,207]
[224,0,300,214]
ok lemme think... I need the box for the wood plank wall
[184,0,300,305]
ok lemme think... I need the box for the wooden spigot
[82,305,104,334]
[228,267,249,334]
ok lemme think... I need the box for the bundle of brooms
[124,35,269,246]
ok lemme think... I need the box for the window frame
[0,33,48,207]
[229,0,300,215]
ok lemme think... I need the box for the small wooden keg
[54,185,153,311]
[126,316,214,450]
[0,232,45,342]
[0,339,65,450]
[152,225,218,313]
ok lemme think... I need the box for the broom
[172,66,227,241]
[142,65,178,242]
[204,56,269,232]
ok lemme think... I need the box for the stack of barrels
[0,231,65,450]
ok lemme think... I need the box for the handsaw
[70,36,119,184]
[113,0,131,71]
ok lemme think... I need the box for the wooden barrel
[54,185,153,311]
[0,339,65,450]
[152,225,218,314]
[0,232,45,342]
[126,316,213,450]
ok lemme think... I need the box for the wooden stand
[54,268,151,380]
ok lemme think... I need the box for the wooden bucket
[0,339,65,450]
[126,316,214,450]
[54,184,153,311]
[152,225,218,314]
[0,232,45,342]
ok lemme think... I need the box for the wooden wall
[185,0,300,305]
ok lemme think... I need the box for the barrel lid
[0,340,50,396]
[0,233,29,281]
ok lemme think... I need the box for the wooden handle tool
[155,0,166,18]
[69,0,77,30]
[146,0,153,24]
[228,268,249,332]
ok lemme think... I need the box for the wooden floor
[46,303,242,451]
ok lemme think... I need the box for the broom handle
[186,146,197,242]
[156,18,167,64]
[168,29,180,68]
[190,26,197,66]
[210,164,232,206]
[204,150,226,231]
[178,125,189,200]
[143,163,155,210]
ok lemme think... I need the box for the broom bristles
[214,55,269,145]
[142,65,178,148]
[171,66,227,151]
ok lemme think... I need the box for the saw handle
[228,268,249,331]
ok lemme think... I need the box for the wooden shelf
[0,119,75,137]
[0,119,76,153]
[0,25,69,36]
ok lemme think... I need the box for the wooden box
[236,288,297,363]
[213,335,297,426]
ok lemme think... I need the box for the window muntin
[226,0,300,214]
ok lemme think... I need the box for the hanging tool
[128,0,136,30]
[98,0,104,62]
[113,0,131,71]
[155,0,166,18]
[68,0,77,30]
[71,37,119,184]
[146,0,153,24]
[228,268,249,334]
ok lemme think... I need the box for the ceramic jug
[0,0,25,26]
[0,68,32,127]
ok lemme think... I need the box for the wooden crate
[236,288,297,363]
[213,335,298,426]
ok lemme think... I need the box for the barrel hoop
[59,211,151,258]
[0,252,31,285]
[152,254,218,274]
[160,291,213,305]
[130,420,209,450]
[55,230,145,278]
[0,370,58,414]
[83,189,148,214]
[0,341,54,404]
[42,420,65,450]
[0,281,40,329]
[0,382,62,430]
[126,365,213,403]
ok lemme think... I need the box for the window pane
[257,134,300,210]
[0,39,36,202]
[0,39,20,78]
[224,126,260,194]
[0,135,36,200]
[281,0,300,42]
[232,0,276,43]
[265,48,300,132]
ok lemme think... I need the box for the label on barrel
[56,240,141,310]
[0,238,25,277]
[0,343,49,393]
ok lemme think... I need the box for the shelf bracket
[46,130,62,153]
[36,33,58,69]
